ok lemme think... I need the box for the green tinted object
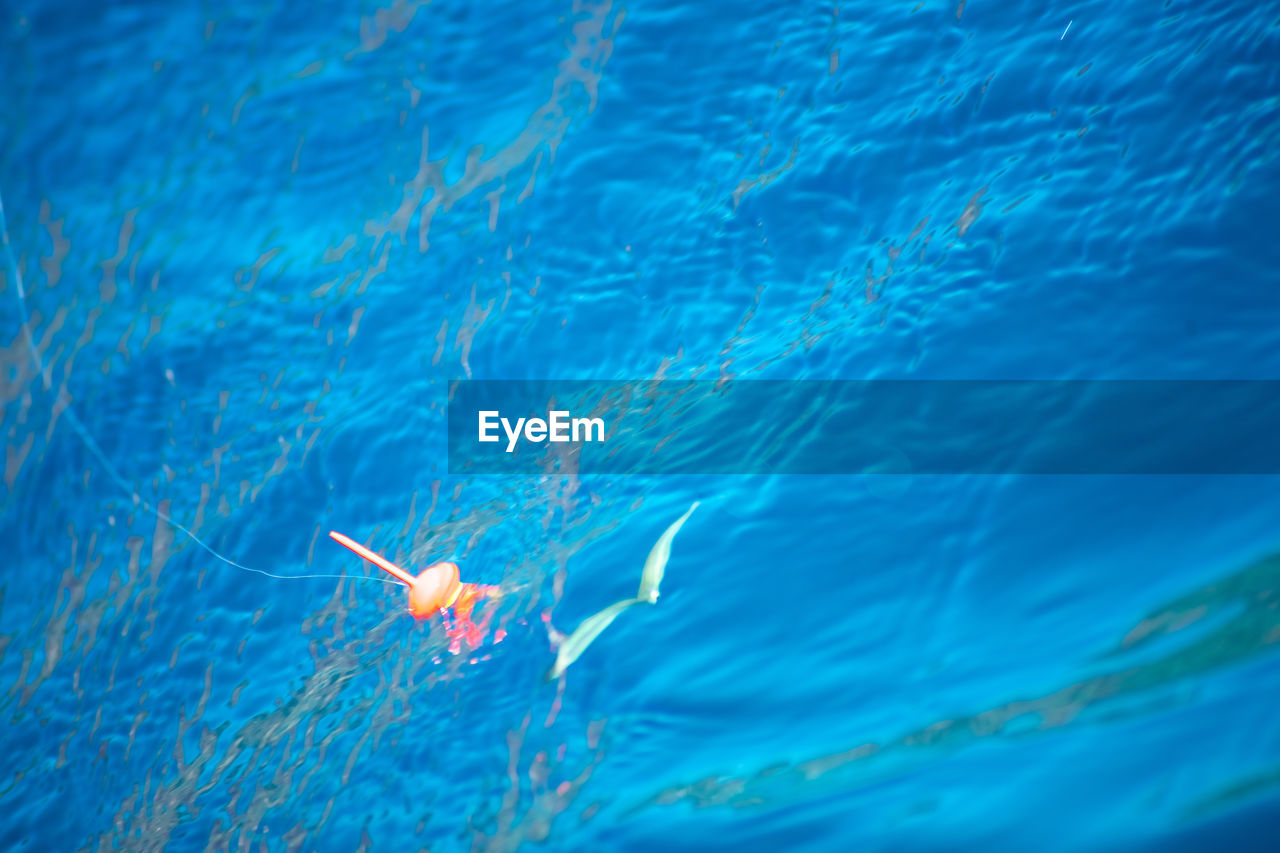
[547,501,700,681]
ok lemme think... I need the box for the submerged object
[328,531,494,620]
[547,501,699,681]
[636,500,699,603]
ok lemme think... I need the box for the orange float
[328,531,495,620]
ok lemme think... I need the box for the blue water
[3,1,1280,850]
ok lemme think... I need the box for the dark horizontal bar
[446,380,1280,475]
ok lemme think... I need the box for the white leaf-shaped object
[637,501,699,603]
[545,598,640,681]
[545,501,700,681]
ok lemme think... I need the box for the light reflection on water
[3,0,1280,850]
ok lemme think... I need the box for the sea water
[1,1,1279,850]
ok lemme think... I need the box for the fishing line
[0,188,397,585]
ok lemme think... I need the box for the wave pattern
[2,0,1279,851]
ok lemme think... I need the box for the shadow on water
[638,549,1280,817]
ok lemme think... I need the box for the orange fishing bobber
[329,530,469,619]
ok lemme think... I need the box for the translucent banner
[446,380,1280,475]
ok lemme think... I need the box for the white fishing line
[0,189,397,585]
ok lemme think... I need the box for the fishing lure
[328,531,498,620]
[546,501,699,680]
[330,501,698,679]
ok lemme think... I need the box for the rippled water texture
[2,1,1280,850]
